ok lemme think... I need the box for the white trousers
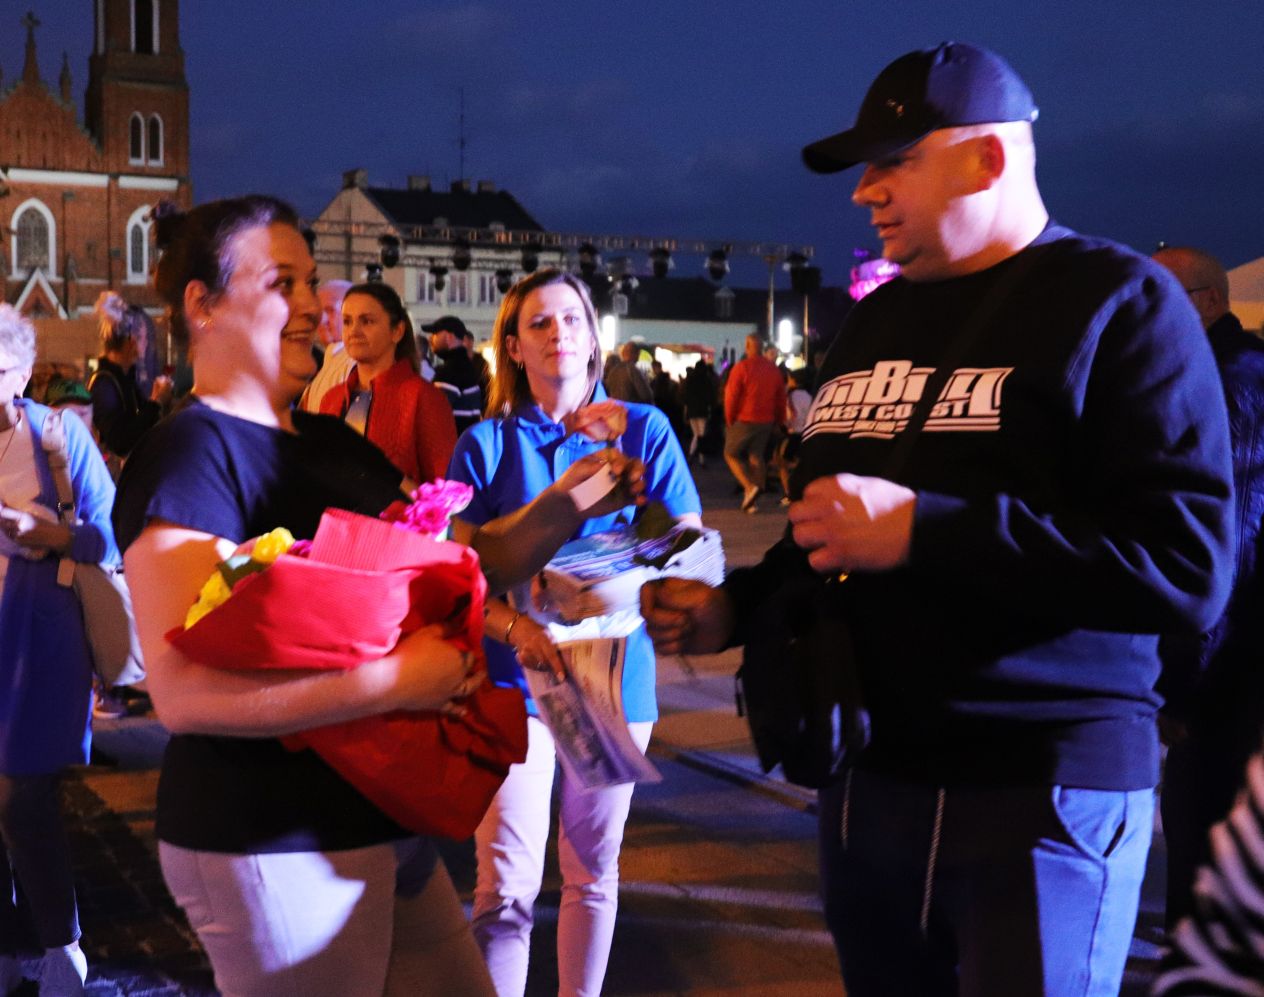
[160,836,494,997]
[472,716,653,997]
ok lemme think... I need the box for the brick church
[0,0,191,319]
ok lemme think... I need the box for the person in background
[649,359,687,449]
[298,279,353,413]
[320,282,457,490]
[723,333,786,513]
[642,42,1235,996]
[462,327,492,400]
[424,315,485,435]
[682,358,717,466]
[0,304,119,996]
[775,366,814,506]
[448,269,700,997]
[603,340,652,404]
[89,291,173,469]
[1152,245,1264,929]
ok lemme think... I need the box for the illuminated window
[419,271,438,304]
[447,271,469,306]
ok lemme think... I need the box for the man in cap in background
[423,315,484,434]
[642,42,1235,994]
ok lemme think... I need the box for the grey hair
[0,304,37,369]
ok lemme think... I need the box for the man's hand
[640,578,735,655]
[788,473,916,574]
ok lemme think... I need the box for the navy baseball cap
[802,42,1038,174]
[421,315,470,337]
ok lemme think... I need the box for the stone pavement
[7,459,1165,993]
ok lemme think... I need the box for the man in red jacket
[724,333,787,512]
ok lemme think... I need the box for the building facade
[0,0,191,321]
[312,170,566,341]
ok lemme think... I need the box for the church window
[126,206,153,283]
[148,115,163,165]
[12,201,55,277]
[132,0,157,54]
[130,113,145,164]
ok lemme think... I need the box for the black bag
[735,243,1050,789]
[738,563,868,788]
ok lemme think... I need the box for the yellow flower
[184,570,233,629]
[198,569,232,606]
[252,527,295,565]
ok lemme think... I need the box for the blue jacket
[0,400,119,775]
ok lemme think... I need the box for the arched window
[147,114,163,165]
[11,200,56,278]
[132,0,157,54]
[129,113,145,163]
[126,206,152,283]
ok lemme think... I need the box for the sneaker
[39,943,86,996]
[741,485,760,512]
[93,689,128,720]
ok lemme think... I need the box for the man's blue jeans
[818,768,1153,996]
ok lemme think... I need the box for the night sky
[4,1,1263,288]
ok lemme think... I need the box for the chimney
[407,175,431,192]
[342,168,367,189]
[450,179,471,193]
[476,180,496,193]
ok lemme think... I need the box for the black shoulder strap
[879,241,1051,481]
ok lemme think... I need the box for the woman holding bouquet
[319,282,457,489]
[448,269,701,997]
[115,198,642,997]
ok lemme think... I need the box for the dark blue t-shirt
[114,399,411,853]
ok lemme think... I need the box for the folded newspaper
[540,516,726,622]
[525,638,660,789]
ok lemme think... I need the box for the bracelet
[503,611,522,644]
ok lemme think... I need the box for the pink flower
[382,479,475,539]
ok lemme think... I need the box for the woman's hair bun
[152,200,185,250]
[94,290,127,325]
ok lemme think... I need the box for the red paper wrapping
[165,509,527,839]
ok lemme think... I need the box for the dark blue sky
[6,1,1263,287]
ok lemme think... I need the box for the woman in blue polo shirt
[449,270,700,997]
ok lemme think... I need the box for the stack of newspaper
[540,520,725,622]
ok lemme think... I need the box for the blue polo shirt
[448,388,701,722]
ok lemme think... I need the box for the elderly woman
[319,282,456,489]
[0,305,118,995]
[448,269,701,997]
[115,197,642,997]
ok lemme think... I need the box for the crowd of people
[2,36,1263,997]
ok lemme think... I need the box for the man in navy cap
[423,315,484,434]
[642,42,1236,994]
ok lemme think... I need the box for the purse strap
[39,409,78,588]
[878,239,1051,482]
